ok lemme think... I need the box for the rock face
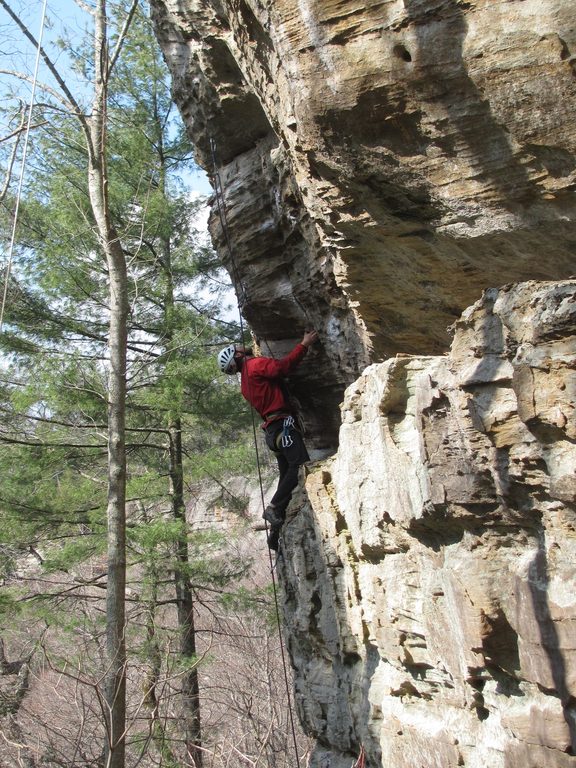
[149,1,576,765]
[280,280,576,767]
[151,0,576,448]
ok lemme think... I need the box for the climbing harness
[210,138,303,767]
[0,0,48,334]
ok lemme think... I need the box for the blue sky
[0,0,213,197]
[0,0,236,319]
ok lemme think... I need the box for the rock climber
[217,330,319,551]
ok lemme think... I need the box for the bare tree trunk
[103,246,128,768]
[157,124,203,766]
[88,1,128,765]
[169,423,203,767]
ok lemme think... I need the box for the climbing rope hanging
[353,745,366,768]
[0,0,49,334]
[210,138,303,767]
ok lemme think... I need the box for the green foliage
[216,581,282,632]
[185,439,256,484]
[0,8,263,764]
[0,587,21,619]
[130,517,185,554]
[42,536,104,573]
[218,584,274,618]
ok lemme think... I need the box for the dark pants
[264,417,309,518]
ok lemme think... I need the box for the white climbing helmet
[217,344,236,373]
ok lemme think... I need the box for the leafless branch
[107,0,139,75]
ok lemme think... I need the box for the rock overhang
[150,0,576,453]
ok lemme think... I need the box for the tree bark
[87,1,128,765]
[158,120,203,766]
[169,422,203,767]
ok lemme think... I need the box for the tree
[0,2,252,765]
[0,0,149,763]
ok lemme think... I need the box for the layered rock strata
[149,0,576,764]
[279,280,576,768]
[151,0,576,449]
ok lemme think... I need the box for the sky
[0,0,214,198]
[0,0,239,324]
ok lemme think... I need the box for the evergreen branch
[0,109,48,203]
[0,432,105,448]
[126,441,166,452]
[0,69,77,114]
[0,495,103,519]
[0,119,23,202]
[0,431,167,451]
[0,491,169,522]
[0,406,171,435]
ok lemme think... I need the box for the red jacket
[240,344,308,425]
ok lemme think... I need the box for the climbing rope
[352,745,366,768]
[0,0,48,334]
[210,138,303,766]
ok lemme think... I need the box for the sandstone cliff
[281,280,576,767]
[151,0,576,449]
[149,0,576,765]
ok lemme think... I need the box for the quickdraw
[280,415,295,448]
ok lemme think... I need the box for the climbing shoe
[263,504,284,528]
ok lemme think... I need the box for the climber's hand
[302,330,319,348]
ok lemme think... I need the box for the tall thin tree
[0,0,138,763]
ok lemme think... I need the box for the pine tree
[0,3,253,765]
